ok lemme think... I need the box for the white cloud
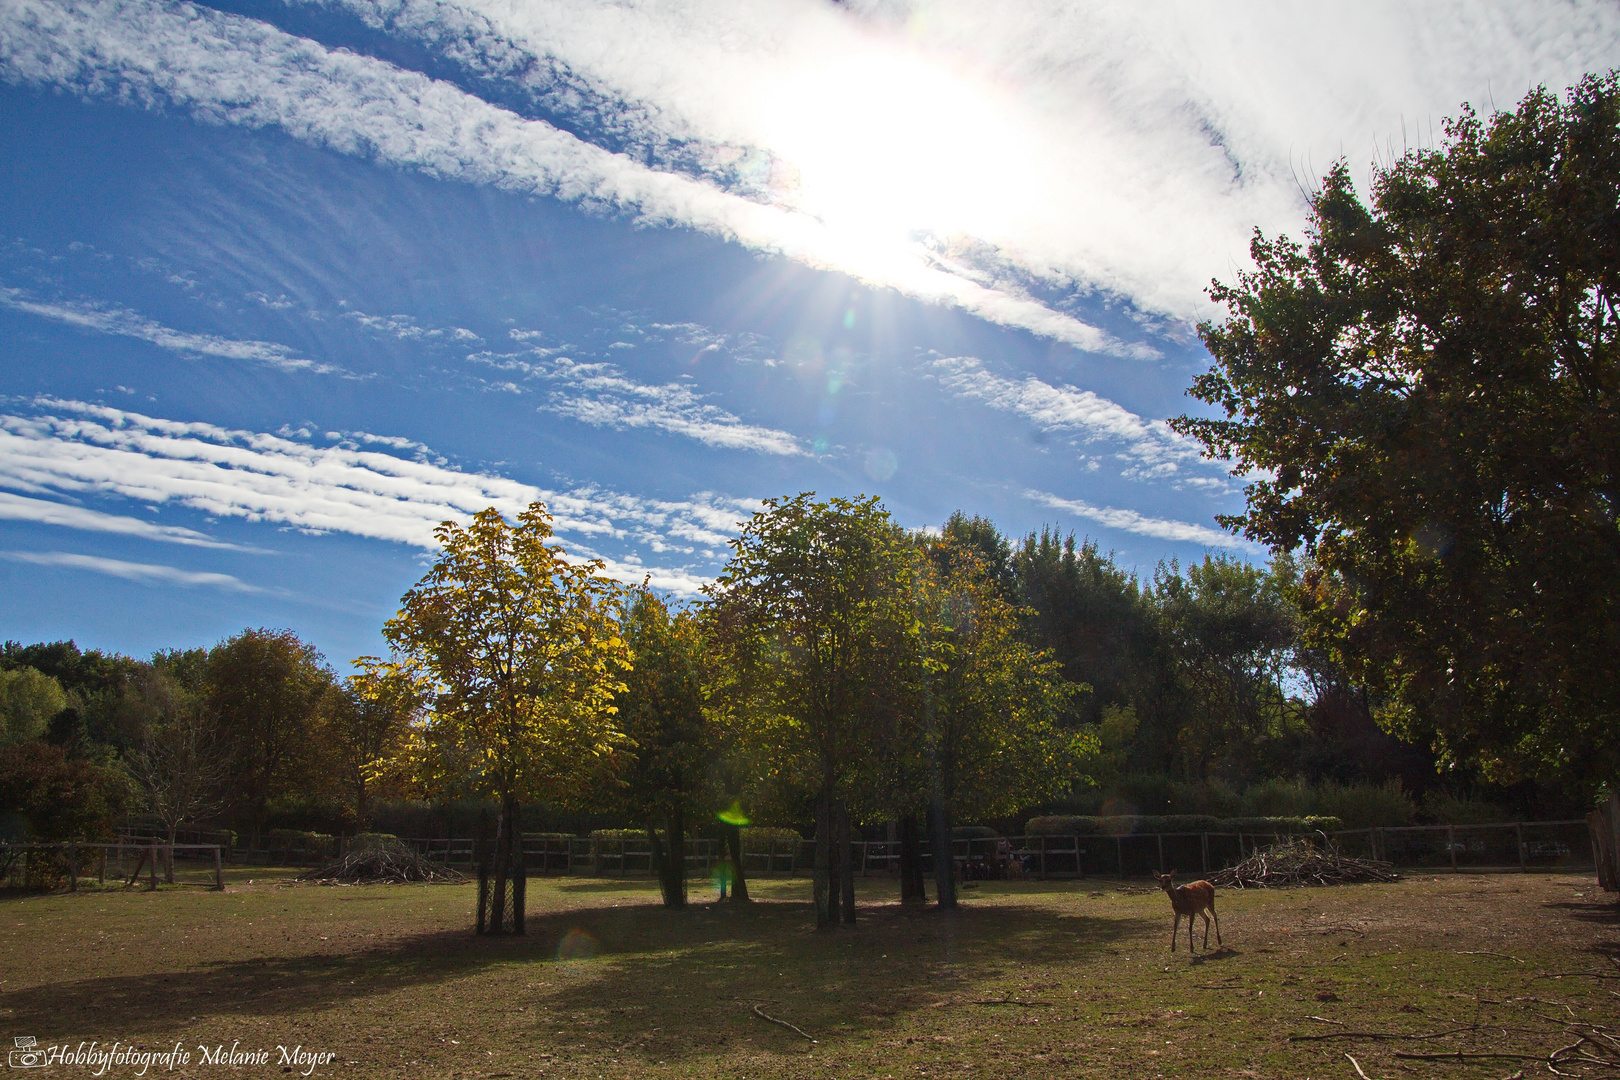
[0,0,1133,354]
[342,308,483,344]
[932,355,1203,475]
[0,490,239,548]
[1026,489,1259,551]
[0,399,755,595]
[288,0,1619,328]
[0,550,261,591]
[473,352,802,455]
[0,287,338,373]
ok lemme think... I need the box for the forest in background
[0,508,1583,857]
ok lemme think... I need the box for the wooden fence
[363,820,1594,880]
[0,841,224,890]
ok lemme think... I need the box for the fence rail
[1,841,224,890]
[31,820,1582,885]
[230,819,1587,880]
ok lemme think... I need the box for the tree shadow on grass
[526,899,1133,1065]
[0,896,1135,1064]
[1541,899,1620,924]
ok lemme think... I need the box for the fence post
[213,845,224,890]
[1514,823,1525,871]
[1201,833,1209,874]
[148,839,159,890]
[1156,834,1164,874]
[1448,825,1458,872]
[1114,836,1123,877]
[68,844,77,892]
[99,847,106,886]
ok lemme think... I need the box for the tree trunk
[837,800,855,924]
[813,789,833,929]
[510,798,526,935]
[165,823,178,885]
[930,797,957,910]
[492,801,511,935]
[723,816,749,903]
[475,809,492,935]
[651,807,687,909]
[899,813,926,903]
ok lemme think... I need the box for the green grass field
[0,869,1614,1078]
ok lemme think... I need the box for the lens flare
[556,928,600,961]
[717,801,750,826]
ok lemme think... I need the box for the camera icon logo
[9,1037,45,1069]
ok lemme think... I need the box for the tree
[123,664,223,880]
[205,629,334,846]
[606,589,710,908]
[384,503,630,934]
[0,667,69,746]
[0,741,131,841]
[705,494,913,928]
[1150,555,1302,782]
[1173,74,1620,793]
[908,537,1086,907]
[327,658,420,829]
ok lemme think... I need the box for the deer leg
[1170,913,1179,952]
[1201,910,1211,950]
[1213,909,1222,946]
[1186,912,1195,952]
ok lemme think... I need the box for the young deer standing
[1154,871,1222,952]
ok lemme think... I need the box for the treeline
[0,503,1574,878]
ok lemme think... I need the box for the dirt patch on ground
[0,870,1613,1078]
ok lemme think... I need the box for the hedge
[589,827,802,842]
[263,829,336,853]
[1024,815,1342,836]
[951,825,1001,839]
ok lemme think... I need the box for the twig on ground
[1290,1026,1475,1043]
[1458,952,1523,963]
[1213,837,1398,889]
[1539,972,1620,980]
[1307,1016,1346,1025]
[970,994,1053,1007]
[752,1003,815,1042]
[1393,1051,1556,1063]
[1344,1051,1373,1080]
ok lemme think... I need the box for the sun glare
[754,43,1040,244]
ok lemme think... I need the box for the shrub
[952,825,1000,839]
[1024,814,1340,835]
[1218,816,1342,834]
[264,829,336,855]
[1421,791,1516,824]
[350,833,397,850]
[0,742,131,840]
[1313,780,1416,829]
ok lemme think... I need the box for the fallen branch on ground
[1289,1026,1474,1043]
[1212,837,1399,889]
[752,1003,815,1042]
[296,841,466,884]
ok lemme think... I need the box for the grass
[0,869,1615,1078]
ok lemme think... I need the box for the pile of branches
[1211,836,1399,889]
[297,841,466,884]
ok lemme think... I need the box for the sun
[752,40,1041,245]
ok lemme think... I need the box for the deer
[1154,870,1222,952]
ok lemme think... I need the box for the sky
[1,0,1616,669]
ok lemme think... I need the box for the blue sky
[1,0,1616,668]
